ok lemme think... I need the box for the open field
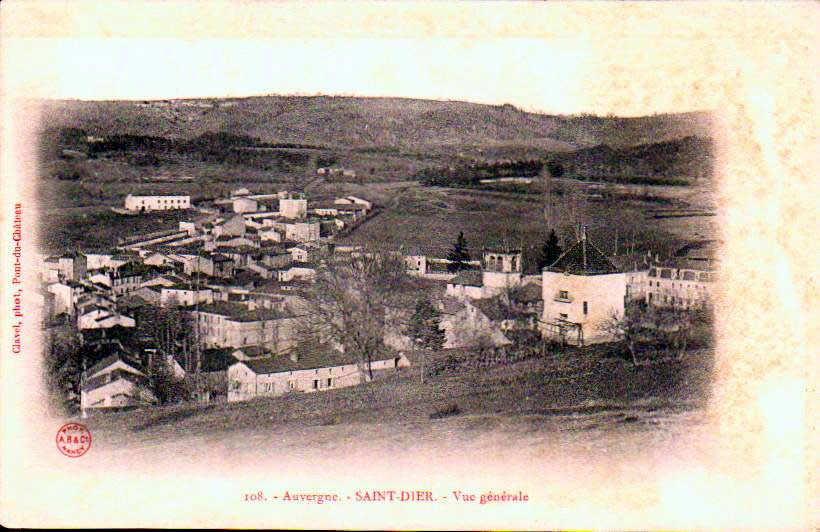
[333,180,716,269]
[77,344,713,455]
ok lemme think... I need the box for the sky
[0,1,765,116]
[3,37,594,114]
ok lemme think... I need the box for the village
[37,180,718,415]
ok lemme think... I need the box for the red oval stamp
[56,423,91,458]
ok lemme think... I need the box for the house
[284,221,320,243]
[43,251,87,282]
[232,197,258,214]
[279,195,308,219]
[256,249,293,269]
[438,297,512,349]
[47,281,84,315]
[195,347,242,402]
[78,308,136,330]
[108,261,146,296]
[288,245,310,263]
[81,353,156,409]
[444,247,522,300]
[227,351,409,402]
[192,302,299,354]
[445,270,484,299]
[645,260,716,309]
[75,292,117,316]
[124,194,191,212]
[160,284,214,307]
[231,187,251,197]
[481,246,523,293]
[541,228,626,345]
[276,265,316,283]
[212,214,246,238]
[183,253,234,278]
[143,251,177,267]
[259,228,283,242]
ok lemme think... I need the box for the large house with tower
[541,227,626,345]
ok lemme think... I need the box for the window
[583,301,588,315]
[326,378,332,387]
[559,290,569,300]
[288,380,295,390]
[559,313,568,320]
[312,379,319,390]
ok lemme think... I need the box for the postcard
[0,1,816,529]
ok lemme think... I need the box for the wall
[227,362,364,402]
[280,198,308,219]
[541,270,626,344]
[125,195,191,212]
[646,267,714,308]
[440,303,510,349]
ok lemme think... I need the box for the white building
[124,194,191,212]
[541,229,626,345]
[193,302,299,354]
[160,285,214,307]
[81,353,156,409]
[645,261,716,309]
[227,353,409,402]
[279,196,308,219]
[445,247,522,300]
[78,308,136,330]
[232,197,258,214]
[284,221,320,243]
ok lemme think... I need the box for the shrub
[429,403,461,419]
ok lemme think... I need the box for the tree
[447,231,471,272]
[298,248,409,380]
[546,160,565,178]
[597,303,648,366]
[537,229,563,270]
[43,325,84,415]
[147,357,190,405]
[406,298,445,352]
[652,307,695,359]
[136,305,196,373]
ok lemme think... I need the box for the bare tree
[653,307,694,359]
[597,303,647,366]
[298,248,409,380]
[137,304,195,371]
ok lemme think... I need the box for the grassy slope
[80,346,714,450]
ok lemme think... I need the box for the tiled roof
[471,297,523,322]
[448,270,483,287]
[86,352,143,379]
[545,236,620,275]
[200,348,240,372]
[195,302,293,322]
[238,350,360,375]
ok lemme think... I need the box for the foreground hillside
[78,346,714,452]
[40,96,713,150]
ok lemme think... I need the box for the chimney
[581,225,588,242]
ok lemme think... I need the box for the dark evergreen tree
[546,160,565,178]
[537,229,563,270]
[446,231,471,272]
[406,298,445,352]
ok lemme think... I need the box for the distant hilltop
[38,95,714,151]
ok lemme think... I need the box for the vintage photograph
[1,2,816,529]
[36,98,717,442]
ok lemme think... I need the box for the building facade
[125,194,191,212]
[541,229,626,345]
